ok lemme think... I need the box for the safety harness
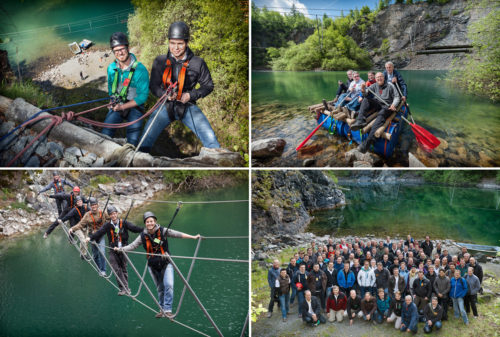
[162,58,189,100]
[111,60,139,103]
[90,210,103,232]
[55,181,63,193]
[74,205,88,220]
[110,219,123,245]
[144,228,166,259]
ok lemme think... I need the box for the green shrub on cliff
[127,0,249,155]
[446,0,500,101]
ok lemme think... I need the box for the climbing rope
[5,91,170,167]
[54,198,248,337]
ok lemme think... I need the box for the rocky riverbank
[252,170,345,243]
[0,171,168,238]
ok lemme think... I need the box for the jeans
[297,291,305,315]
[346,98,361,112]
[290,286,297,304]
[325,286,333,301]
[452,297,469,324]
[138,103,220,152]
[360,286,371,297]
[102,108,143,146]
[376,309,389,323]
[149,263,174,311]
[424,320,442,333]
[400,319,418,333]
[335,93,350,108]
[92,236,106,273]
[278,294,290,318]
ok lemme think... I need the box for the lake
[0,184,249,337]
[307,182,500,246]
[252,71,500,167]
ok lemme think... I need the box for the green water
[307,183,500,246]
[0,185,249,337]
[1,0,132,65]
[252,71,500,167]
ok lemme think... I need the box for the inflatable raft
[312,103,409,158]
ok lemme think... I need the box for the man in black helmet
[44,194,89,238]
[102,32,150,146]
[139,21,220,153]
[116,211,200,318]
[38,172,74,216]
[87,205,143,295]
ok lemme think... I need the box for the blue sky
[252,0,379,19]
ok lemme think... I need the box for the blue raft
[316,104,409,158]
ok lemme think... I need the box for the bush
[89,175,116,188]
[0,80,55,108]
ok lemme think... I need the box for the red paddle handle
[296,117,329,151]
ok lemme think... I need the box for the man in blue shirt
[102,32,150,146]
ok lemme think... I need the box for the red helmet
[73,186,80,193]
[295,282,303,290]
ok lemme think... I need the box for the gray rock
[47,142,64,159]
[65,146,82,157]
[79,154,96,166]
[24,156,40,167]
[474,252,487,263]
[251,138,286,158]
[11,136,29,154]
[114,183,134,195]
[93,157,105,167]
[34,140,49,157]
[63,151,78,166]
[0,121,15,136]
[353,160,372,167]
[196,147,244,166]
[255,252,269,260]
[409,152,426,167]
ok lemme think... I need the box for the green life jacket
[111,60,138,102]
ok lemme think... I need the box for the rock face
[251,138,286,158]
[252,171,345,242]
[349,0,487,69]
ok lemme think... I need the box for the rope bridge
[53,196,249,337]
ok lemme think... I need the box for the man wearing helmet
[47,186,85,218]
[102,32,150,146]
[38,171,74,215]
[69,197,110,275]
[115,211,200,318]
[44,195,89,238]
[86,205,143,295]
[139,21,220,153]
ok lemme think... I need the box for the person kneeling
[326,286,347,323]
[423,296,443,334]
[400,295,418,334]
[376,288,391,324]
[301,290,326,326]
[360,291,377,322]
[387,290,404,329]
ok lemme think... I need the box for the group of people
[267,235,483,334]
[39,172,201,318]
[100,21,219,153]
[330,62,408,153]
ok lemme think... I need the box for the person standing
[140,21,219,153]
[450,269,469,325]
[286,257,299,306]
[374,262,390,295]
[383,61,408,102]
[38,171,74,215]
[276,268,291,322]
[307,263,327,310]
[464,267,481,319]
[413,270,432,312]
[293,264,309,318]
[44,195,88,238]
[87,205,143,295]
[388,268,406,301]
[266,259,281,318]
[102,32,149,146]
[337,262,355,295]
[358,259,376,297]
[421,236,433,258]
[116,211,200,318]
[433,268,451,320]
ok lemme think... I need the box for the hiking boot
[117,290,126,296]
[164,311,174,319]
[155,312,164,318]
[350,119,366,131]
[267,312,272,318]
[283,317,287,322]
[43,233,48,239]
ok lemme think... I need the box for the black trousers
[464,294,478,317]
[109,250,129,291]
[303,312,326,325]
[357,98,391,146]
[335,82,348,97]
[313,290,326,309]
[437,297,448,319]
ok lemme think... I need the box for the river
[0,184,249,337]
[1,0,132,66]
[252,71,500,167]
[306,182,500,246]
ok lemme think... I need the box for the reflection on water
[307,183,500,245]
[252,71,500,167]
[0,185,249,337]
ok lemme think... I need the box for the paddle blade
[410,123,440,152]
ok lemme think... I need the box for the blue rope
[0,96,110,142]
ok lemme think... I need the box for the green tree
[447,0,500,101]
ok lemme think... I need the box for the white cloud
[255,0,310,17]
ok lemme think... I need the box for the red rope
[7,91,169,167]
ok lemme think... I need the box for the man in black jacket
[89,205,143,295]
[139,21,219,153]
[413,270,432,312]
[301,290,326,326]
[44,196,88,238]
[421,236,433,258]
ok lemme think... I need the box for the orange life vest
[162,58,189,100]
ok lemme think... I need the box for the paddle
[296,94,349,151]
[393,82,441,152]
[367,87,440,152]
